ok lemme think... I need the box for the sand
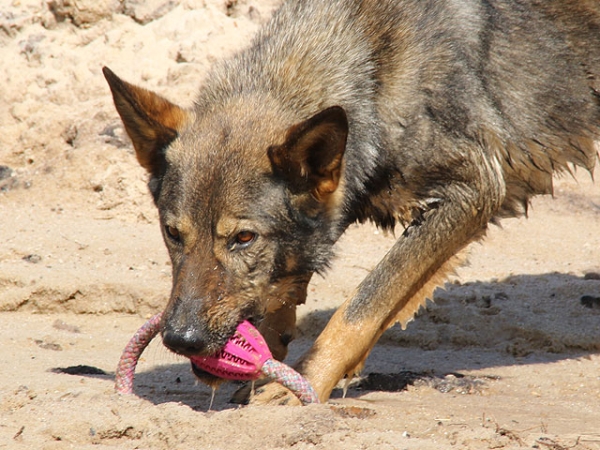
[1,1,599,448]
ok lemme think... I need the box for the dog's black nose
[161,328,206,356]
[161,296,210,356]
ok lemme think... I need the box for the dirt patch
[1,0,599,448]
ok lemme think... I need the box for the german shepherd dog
[104,0,600,404]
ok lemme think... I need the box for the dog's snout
[162,326,207,356]
[161,296,209,356]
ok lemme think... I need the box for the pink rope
[115,313,319,404]
[115,312,163,394]
[261,359,319,404]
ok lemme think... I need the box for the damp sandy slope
[1,1,600,449]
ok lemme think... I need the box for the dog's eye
[165,225,181,242]
[232,230,257,249]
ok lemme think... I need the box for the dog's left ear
[268,106,348,200]
[102,66,190,177]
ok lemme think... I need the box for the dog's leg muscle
[294,144,506,402]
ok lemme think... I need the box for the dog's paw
[248,381,303,406]
[230,379,302,406]
[229,378,269,404]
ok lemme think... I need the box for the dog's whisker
[208,386,216,411]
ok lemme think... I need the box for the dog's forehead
[166,146,262,205]
[161,113,286,219]
[171,103,284,172]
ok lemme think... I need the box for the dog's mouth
[188,315,263,385]
[190,361,224,387]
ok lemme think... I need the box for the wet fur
[105,0,600,402]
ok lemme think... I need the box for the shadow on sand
[60,271,600,409]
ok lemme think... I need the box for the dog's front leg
[252,148,506,405]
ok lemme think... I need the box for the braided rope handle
[261,358,319,404]
[115,313,319,404]
[115,312,163,394]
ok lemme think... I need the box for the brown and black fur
[104,0,600,404]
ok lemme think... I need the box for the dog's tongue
[189,321,273,380]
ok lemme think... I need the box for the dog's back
[199,0,600,225]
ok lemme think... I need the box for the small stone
[48,0,121,27]
[61,124,78,146]
[22,254,42,264]
[0,165,13,180]
[122,0,177,25]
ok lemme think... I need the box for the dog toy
[115,312,319,404]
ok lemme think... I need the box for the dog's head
[103,67,348,367]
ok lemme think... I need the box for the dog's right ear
[102,66,190,176]
[268,106,348,201]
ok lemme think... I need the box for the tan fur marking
[103,67,191,174]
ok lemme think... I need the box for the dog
[104,0,600,404]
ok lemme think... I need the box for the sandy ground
[1,1,600,448]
